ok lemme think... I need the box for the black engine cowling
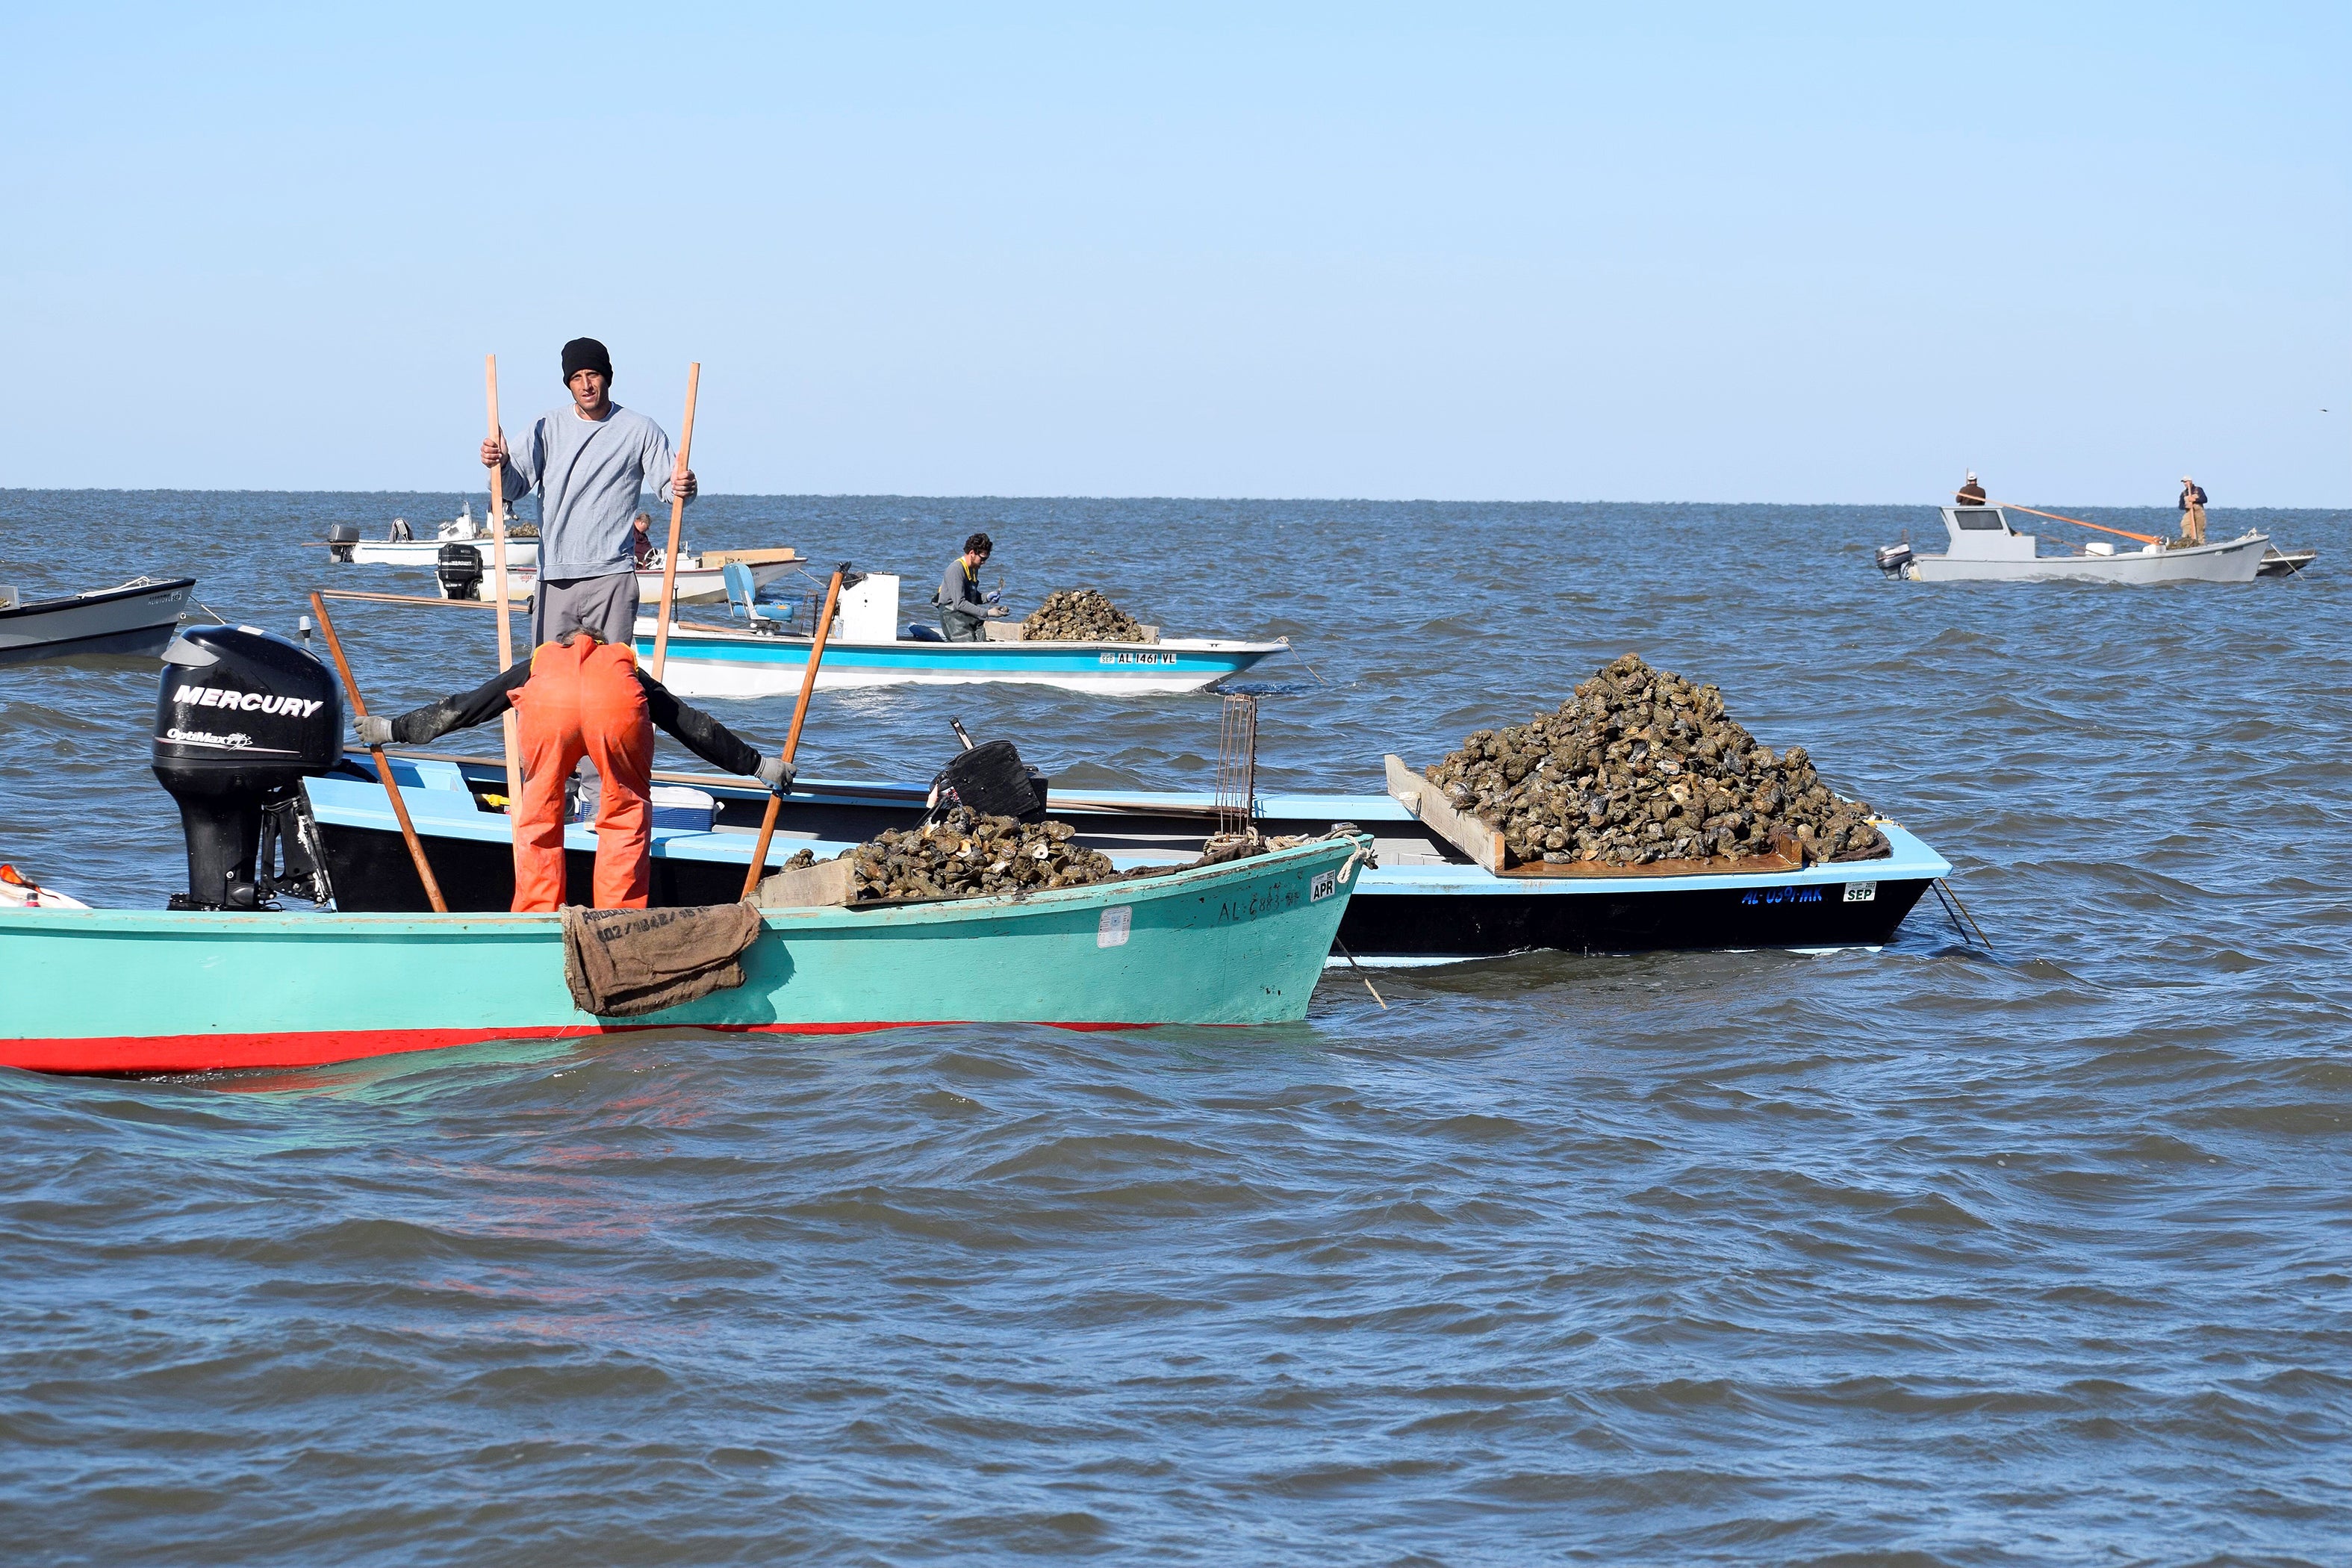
[438,543,483,600]
[152,625,343,909]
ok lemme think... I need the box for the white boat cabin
[1938,505,2041,561]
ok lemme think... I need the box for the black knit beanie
[561,337,613,382]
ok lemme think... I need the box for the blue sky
[2,3,2344,503]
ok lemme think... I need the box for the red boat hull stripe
[1,1019,1151,1077]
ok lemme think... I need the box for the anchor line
[1930,877,1993,951]
[1332,936,1387,1009]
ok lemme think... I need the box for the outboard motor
[152,626,343,910]
[326,521,361,563]
[1875,541,1914,578]
[437,542,484,601]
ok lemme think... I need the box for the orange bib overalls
[508,636,654,912]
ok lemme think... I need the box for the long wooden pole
[741,565,846,899]
[1985,497,2162,546]
[650,362,700,679]
[485,355,523,808]
[310,591,448,913]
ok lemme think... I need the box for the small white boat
[1878,506,2268,584]
[0,576,196,664]
[636,572,1285,695]
[340,505,541,568]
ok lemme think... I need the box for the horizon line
[1,486,2339,512]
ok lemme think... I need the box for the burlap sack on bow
[559,900,765,1018]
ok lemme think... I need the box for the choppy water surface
[2,491,2348,1564]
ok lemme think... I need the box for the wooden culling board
[702,548,801,568]
[1382,754,1800,879]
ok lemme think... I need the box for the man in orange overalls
[509,632,656,910]
[358,631,790,911]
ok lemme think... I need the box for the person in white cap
[1954,471,1987,506]
[2178,476,2208,546]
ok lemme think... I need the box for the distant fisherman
[353,631,791,912]
[481,338,696,648]
[2178,476,2208,547]
[1955,471,1987,506]
[934,532,1005,641]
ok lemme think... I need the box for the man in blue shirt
[481,338,697,645]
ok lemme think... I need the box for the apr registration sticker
[1310,871,1338,902]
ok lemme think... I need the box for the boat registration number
[1098,651,1178,665]
[1843,881,1876,903]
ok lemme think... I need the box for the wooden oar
[1985,497,2162,546]
[741,564,847,898]
[310,591,448,913]
[485,354,523,808]
[649,362,700,679]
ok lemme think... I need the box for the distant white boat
[0,576,196,664]
[1878,507,2269,584]
[334,504,541,568]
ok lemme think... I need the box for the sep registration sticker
[1843,882,1876,903]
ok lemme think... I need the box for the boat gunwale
[0,576,197,622]
[630,622,1289,656]
[305,764,1951,892]
[0,833,1368,937]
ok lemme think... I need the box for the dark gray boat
[0,576,196,664]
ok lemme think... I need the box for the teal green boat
[0,836,1369,1077]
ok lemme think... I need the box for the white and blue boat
[640,569,1287,697]
[299,753,1955,965]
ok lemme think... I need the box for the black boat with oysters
[296,655,1956,964]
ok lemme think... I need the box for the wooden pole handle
[1984,497,2162,547]
[310,591,448,913]
[741,565,846,899]
[485,354,523,809]
[650,362,700,679]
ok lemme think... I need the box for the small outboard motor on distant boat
[437,542,485,601]
[152,626,342,910]
[326,522,360,564]
[1875,541,1915,579]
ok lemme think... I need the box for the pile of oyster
[842,809,1121,900]
[1021,588,1147,641]
[1423,653,1891,868]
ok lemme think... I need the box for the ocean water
[1,491,2348,1565]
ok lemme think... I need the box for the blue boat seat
[724,561,797,632]
[902,622,945,641]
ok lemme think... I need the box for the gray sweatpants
[530,571,640,649]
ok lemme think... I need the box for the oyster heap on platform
[839,809,1120,900]
[1424,654,1891,868]
[1021,588,1147,641]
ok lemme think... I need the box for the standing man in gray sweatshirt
[479,338,697,647]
